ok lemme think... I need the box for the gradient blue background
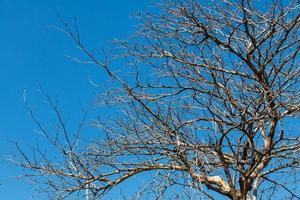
[0,0,148,199]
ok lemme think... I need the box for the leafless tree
[15,0,300,199]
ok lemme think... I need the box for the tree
[16,0,300,199]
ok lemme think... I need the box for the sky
[1,1,299,200]
[0,0,148,199]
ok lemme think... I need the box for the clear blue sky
[0,0,148,199]
[1,1,298,200]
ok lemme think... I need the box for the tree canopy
[16,0,300,199]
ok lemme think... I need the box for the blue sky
[0,0,148,199]
[1,1,299,200]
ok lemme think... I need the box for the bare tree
[15,0,300,199]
